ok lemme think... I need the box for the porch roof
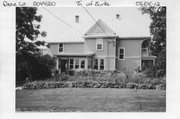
[54,52,95,57]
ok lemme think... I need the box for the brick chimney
[75,15,79,23]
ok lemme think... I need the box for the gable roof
[47,18,150,43]
[84,19,117,38]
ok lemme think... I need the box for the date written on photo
[136,1,160,7]
[2,1,56,7]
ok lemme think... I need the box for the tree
[16,7,55,86]
[16,7,46,53]
[139,6,166,77]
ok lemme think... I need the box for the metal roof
[47,18,150,43]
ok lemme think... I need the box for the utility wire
[42,7,82,34]
[83,7,107,34]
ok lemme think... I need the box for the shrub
[22,69,166,90]
[67,69,75,76]
[126,83,138,89]
[23,80,70,90]
[52,73,69,81]
[131,72,147,84]
[16,53,56,87]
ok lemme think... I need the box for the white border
[1,0,180,119]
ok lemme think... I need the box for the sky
[37,7,151,42]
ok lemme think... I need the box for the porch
[54,53,95,73]
[54,52,110,73]
[141,40,157,70]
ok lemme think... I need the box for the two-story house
[45,14,156,73]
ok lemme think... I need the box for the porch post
[153,59,155,65]
[56,57,59,70]
[85,57,88,69]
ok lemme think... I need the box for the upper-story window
[118,47,125,60]
[59,43,63,52]
[96,38,103,50]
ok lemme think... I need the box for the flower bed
[22,70,166,90]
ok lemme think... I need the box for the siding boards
[49,43,84,54]
[116,39,142,71]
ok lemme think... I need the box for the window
[96,38,103,50]
[119,48,125,60]
[93,58,104,70]
[97,44,102,49]
[100,59,104,70]
[81,60,85,68]
[88,58,93,69]
[69,59,74,69]
[93,59,98,70]
[59,43,63,52]
[75,59,79,69]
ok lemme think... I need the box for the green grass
[16,88,166,112]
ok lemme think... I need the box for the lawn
[16,88,166,112]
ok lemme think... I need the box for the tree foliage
[139,6,166,77]
[16,7,46,53]
[16,53,56,86]
[16,7,55,86]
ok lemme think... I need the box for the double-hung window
[75,59,79,69]
[100,59,104,70]
[118,47,125,60]
[80,60,85,69]
[69,59,74,69]
[59,43,63,52]
[93,59,98,70]
[96,38,103,50]
[93,58,104,70]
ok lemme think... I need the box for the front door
[61,59,67,73]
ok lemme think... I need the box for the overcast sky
[37,7,151,42]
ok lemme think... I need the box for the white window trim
[58,43,64,53]
[96,38,103,50]
[118,47,125,60]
